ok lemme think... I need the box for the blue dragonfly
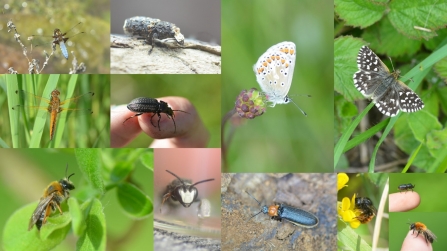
[32,22,84,59]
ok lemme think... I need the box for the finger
[389,192,420,212]
[137,97,209,148]
[110,104,142,147]
[401,230,432,251]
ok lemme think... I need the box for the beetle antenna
[191,178,215,187]
[245,191,261,206]
[247,210,263,222]
[172,109,190,114]
[165,170,187,186]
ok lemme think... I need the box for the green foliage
[76,199,106,251]
[117,183,153,218]
[334,0,447,172]
[337,219,372,251]
[3,203,71,251]
[2,149,153,251]
[4,74,110,148]
[335,0,386,28]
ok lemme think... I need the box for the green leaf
[68,198,86,237]
[110,161,134,183]
[362,17,422,57]
[426,128,447,157]
[75,148,104,194]
[335,0,386,28]
[117,183,153,218]
[140,150,154,171]
[337,219,372,251]
[3,203,70,251]
[408,110,442,143]
[388,0,447,41]
[437,87,447,115]
[434,57,447,83]
[76,199,106,251]
[39,212,72,240]
[334,36,366,101]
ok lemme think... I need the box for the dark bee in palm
[353,196,376,224]
[28,165,75,231]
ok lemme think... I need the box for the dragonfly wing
[59,41,68,59]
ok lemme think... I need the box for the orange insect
[29,165,75,230]
[408,222,437,244]
[13,89,94,140]
[353,197,376,224]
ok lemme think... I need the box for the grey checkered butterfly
[253,41,307,116]
[353,46,424,117]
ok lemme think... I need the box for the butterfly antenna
[289,97,307,117]
[388,56,396,72]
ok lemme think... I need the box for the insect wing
[59,40,68,59]
[253,41,296,104]
[13,90,52,118]
[59,91,95,117]
[28,194,54,230]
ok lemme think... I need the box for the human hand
[389,192,420,212]
[110,96,209,148]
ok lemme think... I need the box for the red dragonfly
[13,89,94,141]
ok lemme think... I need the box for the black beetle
[398,183,415,192]
[123,97,189,133]
[160,170,214,212]
[245,191,319,228]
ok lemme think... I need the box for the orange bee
[28,165,75,230]
[409,222,437,244]
[354,197,376,224]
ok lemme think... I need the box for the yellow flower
[337,194,361,229]
[337,173,349,191]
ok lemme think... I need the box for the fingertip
[110,105,142,147]
[389,192,420,212]
[401,230,432,251]
[139,97,196,139]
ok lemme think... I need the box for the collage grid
[0,0,446,250]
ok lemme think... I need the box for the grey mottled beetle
[123,16,185,54]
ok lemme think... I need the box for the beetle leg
[156,111,162,131]
[171,116,177,133]
[123,113,143,124]
[148,32,158,55]
[150,112,157,128]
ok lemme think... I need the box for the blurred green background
[0,0,110,73]
[110,75,221,148]
[222,0,333,172]
[0,74,110,148]
[390,173,447,212]
[0,148,153,251]
[390,212,447,251]
[338,173,389,248]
